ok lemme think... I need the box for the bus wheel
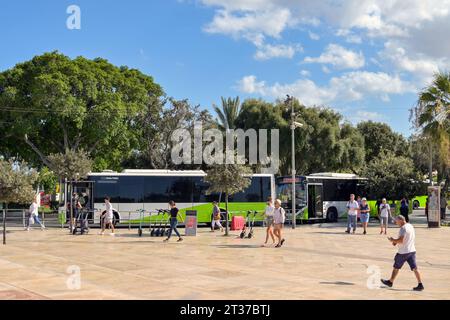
[413,200,420,210]
[113,212,120,227]
[326,208,338,223]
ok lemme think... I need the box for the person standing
[273,199,286,248]
[440,191,447,220]
[25,196,45,231]
[379,198,391,235]
[211,201,224,233]
[381,215,424,291]
[345,194,359,234]
[359,198,370,235]
[262,197,275,247]
[100,197,115,236]
[164,200,184,242]
[400,197,410,223]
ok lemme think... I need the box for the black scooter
[240,211,252,239]
[247,211,258,239]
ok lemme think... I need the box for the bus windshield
[277,182,307,208]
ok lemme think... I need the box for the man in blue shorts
[381,215,424,291]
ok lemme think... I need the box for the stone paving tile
[1,212,449,300]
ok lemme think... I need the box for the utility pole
[291,100,296,229]
[286,95,303,229]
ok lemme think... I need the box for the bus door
[308,183,324,218]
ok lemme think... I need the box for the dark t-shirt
[170,207,179,218]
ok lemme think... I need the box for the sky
[1,0,449,136]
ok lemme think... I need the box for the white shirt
[398,223,416,254]
[379,203,391,218]
[29,202,39,216]
[265,205,274,217]
[273,207,286,224]
[105,202,114,218]
[347,200,359,216]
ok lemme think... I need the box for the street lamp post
[286,95,303,230]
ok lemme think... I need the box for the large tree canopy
[0,52,163,170]
[235,98,365,175]
[357,121,410,163]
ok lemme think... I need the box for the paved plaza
[0,211,449,300]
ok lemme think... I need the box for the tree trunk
[3,203,7,245]
[225,193,229,236]
[429,143,433,186]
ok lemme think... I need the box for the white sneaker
[110,233,115,236]
[41,226,46,230]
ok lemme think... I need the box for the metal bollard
[22,210,26,228]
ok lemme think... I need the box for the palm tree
[413,71,450,184]
[213,97,241,131]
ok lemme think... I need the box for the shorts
[266,216,274,226]
[380,216,388,226]
[360,213,369,223]
[104,214,114,224]
[394,252,417,270]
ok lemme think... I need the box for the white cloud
[308,31,320,40]
[254,43,302,60]
[379,41,450,83]
[237,71,414,106]
[300,70,311,77]
[348,110,384,124]
[304,44,365,70]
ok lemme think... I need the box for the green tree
[125,97,214,170]
[213,96,241,130]
[37,167,58,194]
[47,149,93,182]
[204,164,252,236]
[0,52,163,171]
[0,159,38,244]
[357,121,410,163]
[412,71,450,184]
[235,98,365,175]
[362,152,422,200]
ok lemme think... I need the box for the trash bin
[185,210,197,236]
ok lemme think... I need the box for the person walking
[359,198,370,235]
[100,197,115,236]
[273,199,286,248]
[345,194,359,234]
[262,197,275,247]
[164,200,184,242]
[400,197,410,223]
[211,201,224,233]
[379,198,391,235]
[69,192,82,232]
[381,215,424,291]
[25,196,45,231]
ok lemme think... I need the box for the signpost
[185,210,198,236]
[428,186,441,228]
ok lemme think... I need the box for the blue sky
[1,0,449,136]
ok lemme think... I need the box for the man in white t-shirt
[345,194,359,234]
[381,215,424,291]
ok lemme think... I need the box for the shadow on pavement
[320,281,355,286]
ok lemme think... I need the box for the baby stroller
[73,207,90,235]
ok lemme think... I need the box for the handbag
[29,215,35,225]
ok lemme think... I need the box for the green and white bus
[277,173,367,222]
[277,173,429,222]
[62,170,276,225]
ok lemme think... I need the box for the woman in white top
[262,197,275,247]
[273,199,286,248]
[379,198,391,235]
[25,196,45,231]
[100,197,115,236]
